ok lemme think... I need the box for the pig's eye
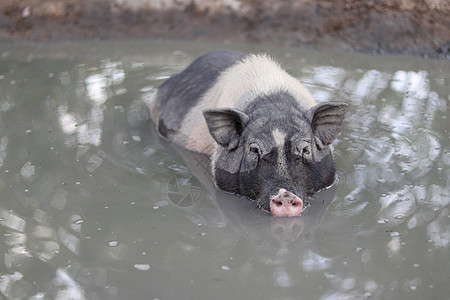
[302,144,313,163]
[294,145,309,156]
[249,146,259,155]
[294,142,312,164]
[248,144,260,158]
[302,145,310,156]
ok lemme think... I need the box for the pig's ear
[203,108,249,150]
[307,102,348,146]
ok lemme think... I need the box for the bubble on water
[221,265,230,271]
[377,219,387,225]
[132,135,142,142]
[390,231,400,237]
[73,219,84,225]
[108,240,119,247]
[134,264,150,271]
[153,205,159,210]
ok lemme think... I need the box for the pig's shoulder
[151,50,246,138]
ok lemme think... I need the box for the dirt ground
[0,0,449,59]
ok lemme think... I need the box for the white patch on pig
[210,53,316,111]
[273,128,286,147]
[272,129,289,178]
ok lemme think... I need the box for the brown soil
[1,0,449,59]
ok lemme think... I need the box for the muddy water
[0,40,448,300]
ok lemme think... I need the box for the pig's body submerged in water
[150,50,348,217]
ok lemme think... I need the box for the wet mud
[1,0,449,58]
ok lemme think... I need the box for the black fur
[155,50,245,137]
[211,91,338,211]
[154,50,348,215]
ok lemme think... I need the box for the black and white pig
[150,50,348,217]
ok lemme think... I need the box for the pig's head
[203,95,348,217]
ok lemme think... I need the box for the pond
[0,40,448,300]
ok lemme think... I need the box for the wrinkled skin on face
[204,93,348,217]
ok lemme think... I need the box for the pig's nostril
[270,189,303,217]
[272,199,283,207]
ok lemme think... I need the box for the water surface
[0,40,449,300]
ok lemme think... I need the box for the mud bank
[1,0,449,58]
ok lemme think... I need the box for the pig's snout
[270,189,303,217]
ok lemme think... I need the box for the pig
[149,50,348,217]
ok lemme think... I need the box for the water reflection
[0,42,448,299]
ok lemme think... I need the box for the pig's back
[150,50,245,139]
[152,50,317,155]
